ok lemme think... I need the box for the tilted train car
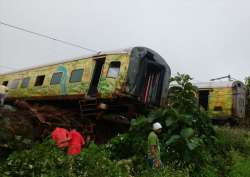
[0,47,171,125]
[194,81,247,124]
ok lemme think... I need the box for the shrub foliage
[2,73,250,177]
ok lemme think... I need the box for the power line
[0,21,98,53]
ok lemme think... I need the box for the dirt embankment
[0,101,82,148]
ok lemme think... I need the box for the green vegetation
[0,139,130,177]
[1,73,250,176]
[245,76,250,125]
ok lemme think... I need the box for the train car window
[35,75,45,86]
[70,69,84,83]
[21,77,30,88]
[107,61,121,78]
[2,81,8,86]
[214,106,223,111]
[50,72,63,85]
[9,79,20,89]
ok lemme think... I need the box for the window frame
[2,81,8,86]
[34,75,45,86]
[9,79,20,89]
[106,61,121,78]
[21,77,31,88]
[69,69,84,83]
[50,72,63,85]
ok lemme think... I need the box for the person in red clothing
[51,127,70,149]
[67,129,85,155]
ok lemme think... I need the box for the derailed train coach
[0,47,171,124]
[194,81,247,125]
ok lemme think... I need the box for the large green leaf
[147,108,167,123]
[166,135,181,145]
[180,128,194,139]
[165,118,174,127]
[186,137,201,150]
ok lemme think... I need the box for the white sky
[0,0,250,82]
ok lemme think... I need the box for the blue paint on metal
[56,66,67,95]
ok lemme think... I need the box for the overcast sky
[0,0,250,82]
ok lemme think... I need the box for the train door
[142,62,165,105]
[88,58,105,96]
[198,90,209,111]
[232,83,246,118]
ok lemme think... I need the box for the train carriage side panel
[97,54,130,98]
[28,67,51,97]
[66,58,94,96]
[46,58,94,98]
[3,72,25,98]
[0,76,4,85]
[2,57,94,100]
[208,87,233,119]
[1,47,171,105]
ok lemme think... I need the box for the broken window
[70,69,83,83]
[107,61,121,78]
[2,81,8,86]
[21,77,30,88]
[214,106,223,111]
[35,75,45,86]
[50,72,63,85]
[9,79,20,89]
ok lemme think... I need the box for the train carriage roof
[0,47,169,76]
[194,81,246,89]
[0,48,130,76]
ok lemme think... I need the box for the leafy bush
[216,127,250,154]
[0,138,69,177]
[105,117,150,173]
[106,73,218,175]
[212,127,250,177]
[196,165,219,177]
[228,150,250,177]
[0,138,130,177]
[150,74,216,168]
[4,73,250,177]
[245,76,250,125]
[73,143,130,177]
[138,165,190,177]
